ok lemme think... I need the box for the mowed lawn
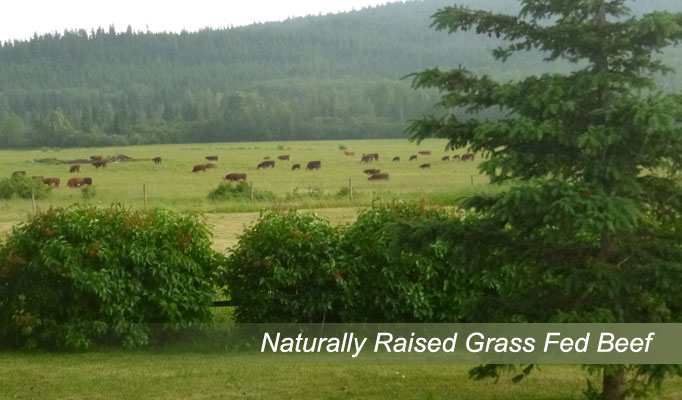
[5,352,681,400]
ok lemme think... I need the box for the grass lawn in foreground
[0,351,627,399]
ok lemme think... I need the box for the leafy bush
[81,185,96,199]
[336,202,456,322]
[218,202,458,323]
[0,175,51,200]
[208,181,276,202]
[0,205,221,349]
[338,144,348,150]
[219,210,341,322]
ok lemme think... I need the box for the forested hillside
[0,0,681,148]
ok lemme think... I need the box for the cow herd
[357,150,475,181]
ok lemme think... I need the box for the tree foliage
[407,0,682,398]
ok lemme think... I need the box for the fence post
[348,177,353,201]
[143,184,147,208]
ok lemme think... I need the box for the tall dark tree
[408,1,682,398]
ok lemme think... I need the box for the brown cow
[206,156,218,161]
[363,153,379,161]
[291,164,301,170]
[83,177,93,185]
[442,156,450,161]
[307,161,321,170]
[368,173,389,180]
[12,171,26,177]
[257,160,275,169]
[70,165,80,173]
[343,151,355,156]
[192,164,208,173]
[418,151,431,155]
[92,160,107,169]
[67,178,86,187]
[420,163,431,169]
[90,155,103,161]
[392,156,400,162]
[206,163,218,169]
[225,173,247,181]
[409,155,418,161]
[278,155,290,160]
[363,168,380,175]
[452,155,460,161]
[461,153,475,162]
[152,157,162,164]
[42,177,60,187]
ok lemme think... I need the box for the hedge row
[0,202,462,349]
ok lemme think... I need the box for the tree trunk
[602,364,626,400]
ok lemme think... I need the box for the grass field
[3,352,682,400]
[0,139,485,212]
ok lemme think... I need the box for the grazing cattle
[461,153,475,162]
[225,173,247,181]
[392,156,400,162]
[257,160,276,169]
[42,177,60,187]
[83,177,92,185]
[92,160,107,169]
[12,171,26,177]
[67,178,86,187]
[291,164,301,170]
[206,163,218,169]
[442,156,450,162]
[409,155,418,161]
[418,151,432,155]
[70,165,80,173]
[278,155,290,160]
[363,153,379,161]
[152,157,162,164]
[452,155,460,161]
[90,155,103,161]
[192,164,208,173]
[206,156,218,161]
[420,164,431,169]
[307,161,321,170]
[363,168,381,175]
[343,151,355,156]
[368,172,389,180]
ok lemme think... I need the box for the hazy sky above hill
[1,0,399,41]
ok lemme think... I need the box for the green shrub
[336,202,456,322]
[219,210,341,322]
[81,185,96,200]
[338,144,348,150]
[0,205,221,349]
[208,181,276,202]
[0,175,51,200]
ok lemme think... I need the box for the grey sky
[1,0,401,42]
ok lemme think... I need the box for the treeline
[0,0,681,148]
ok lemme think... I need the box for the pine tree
[407,1,682,398]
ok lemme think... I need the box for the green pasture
[0,139,485,213]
